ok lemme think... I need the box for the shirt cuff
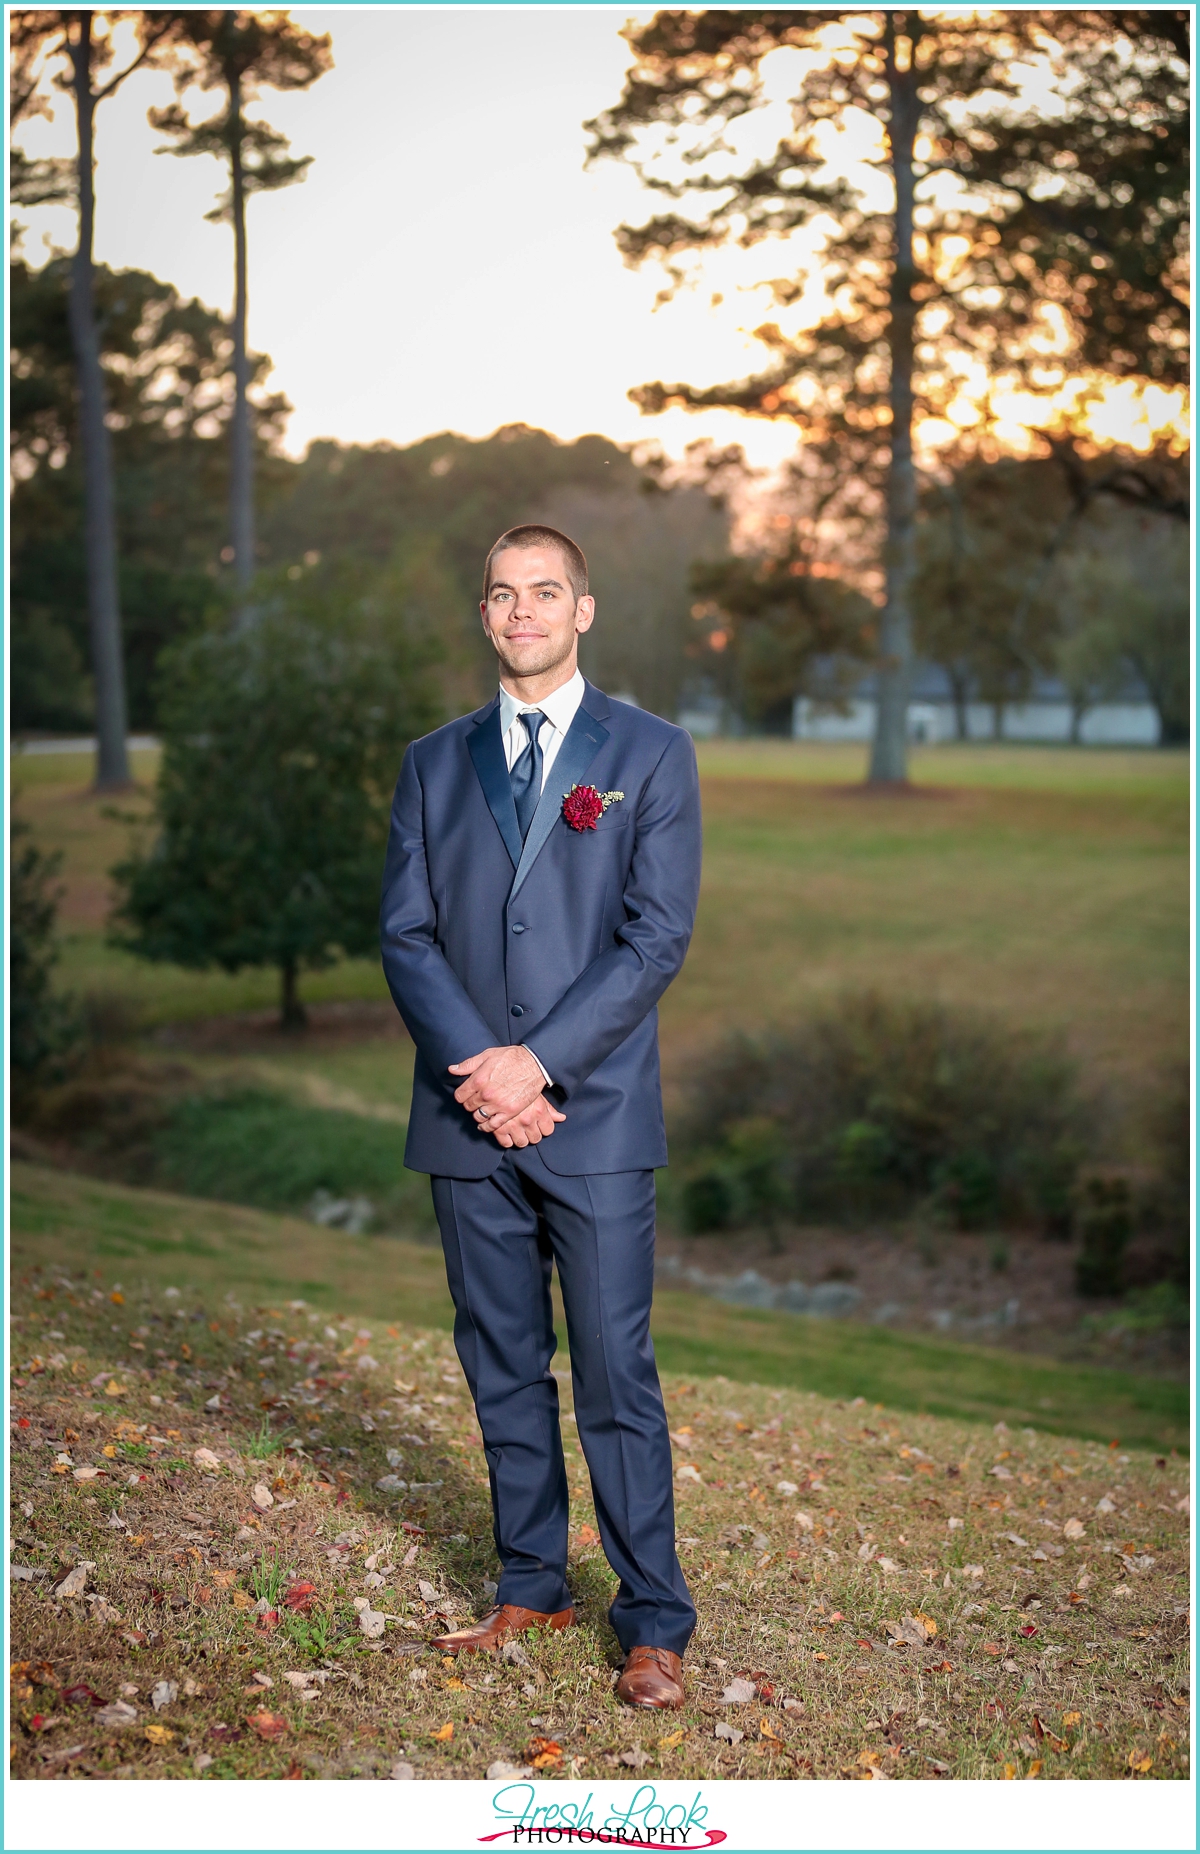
[524,1043,553,1089]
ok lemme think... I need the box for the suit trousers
[430,1149,696,1656]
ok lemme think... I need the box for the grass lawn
[9,1168,1189,1783]
[13,1165,1189,1453]
[15,745,1187,1135]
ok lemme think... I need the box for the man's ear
[575,595,596,635]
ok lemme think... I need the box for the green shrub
[1074,1174,1133,1297]
[10,816,81,1107]
[673,991,1085,1232]
[151,1088,429,1230]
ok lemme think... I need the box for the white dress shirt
[496,669,586,1093]
[498,668,585,791]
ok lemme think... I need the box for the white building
[791,666,1162,746]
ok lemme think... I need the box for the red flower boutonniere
[562,784,624,832]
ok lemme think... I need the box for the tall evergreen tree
[587,9,1188,782]
[10,9,181,786]
[149,11,332,611]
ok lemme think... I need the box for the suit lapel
[467,701,523,870]
[510,698,610,899]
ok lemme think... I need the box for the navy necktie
[510,710,546,842]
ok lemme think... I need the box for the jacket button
[511,923,526,934]
[510,1005,525,1017]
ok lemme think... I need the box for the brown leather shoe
[616,1646,685,1709]
[430,1603,575,1656]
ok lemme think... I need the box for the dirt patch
[653,1223,1187,1378]
[152,1001,408,1057]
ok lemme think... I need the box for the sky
[13,6,805,466]
[12,6,1186,470]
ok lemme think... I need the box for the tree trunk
[67,15,130,792]
[949,669,970,741]
[228,71,255,614]
[280,957,306,1031]
[869,18,919,786]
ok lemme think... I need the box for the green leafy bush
[1074,1174,1133,1297]
[673,992,1085,1233]
[10,816,81,1106]
[151,1088,429,1231]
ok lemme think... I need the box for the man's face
[481,546,595,683]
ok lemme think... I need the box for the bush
[110,557,445,1029]
[151,1088,427,1229]
[1074,1174,1134,1297]
[673,992,1085,1232]
[10,816,81,1108]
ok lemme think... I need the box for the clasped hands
[448,1045,565,1148]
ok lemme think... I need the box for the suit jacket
[379,680,702,1178]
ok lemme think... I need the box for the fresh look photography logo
[478,1783,726,1848]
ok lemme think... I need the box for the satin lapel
[467,705,523,870]
[510,703,611,899]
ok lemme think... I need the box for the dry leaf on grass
[94,1700,137,1729]
[530,1737,563,1769]
[247,1711,288,1741]
[251,1483,274,1511]
[659,1730,686,1750]
[193,1448,221,1472]
[621,1749,652,1769]
[353,1597,387,1639]
[487,1759,532,1780]
[721,1677,757,1704]
[1063,1518,1086,1539]
[431,1722,454,1743]
[150,1680,177,1712]
[714,1722,743,1745]
[53,1562,95,1600]
[144,1723,175,1746]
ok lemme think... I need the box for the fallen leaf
[1026,1759,1043,1778]
[144,1723,175,1746]
[251,1483,274,1511]
[1062,1517,1086,1539]
[577,1525,599,1545]
[721,1677,757,1704]
[353,1596,387,1639]
[487,1759,533,1779]
[104,1381,126,1398]
[1018,1625,1038,1639]
[247,1710,289,1741]
[813,1651,828,1662]
[981,1642,1003,1656]
[72,1465,102,1483]
[193,1448,221,1472]
[659,1729,686,1750]
[675,1464,702,1484]
[714,1722,744,1744]
[283,1581,317,1614]
[231,1590,253,1611]
[53,1562,95,1600]
[759,1718,783,1745]
[60,1683,102,1709]
[530,1736,563,1769]
[432,1722,454,1742]
[150,1680,178,1713]
[1127,1748,1153,1774]
[620,1748,651,1769]
[255,1607,280,1635]
[1062,1712,1082,1729]
[793,1510,814,1532]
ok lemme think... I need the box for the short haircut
[482,525,588,603]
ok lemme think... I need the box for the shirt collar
[498,667,585,738]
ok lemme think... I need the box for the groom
[380,525,702,1708]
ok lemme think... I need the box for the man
[379,525,702,1709]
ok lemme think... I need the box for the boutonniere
[562,784,624,832]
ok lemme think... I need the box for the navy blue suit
[380,682,701,1652]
